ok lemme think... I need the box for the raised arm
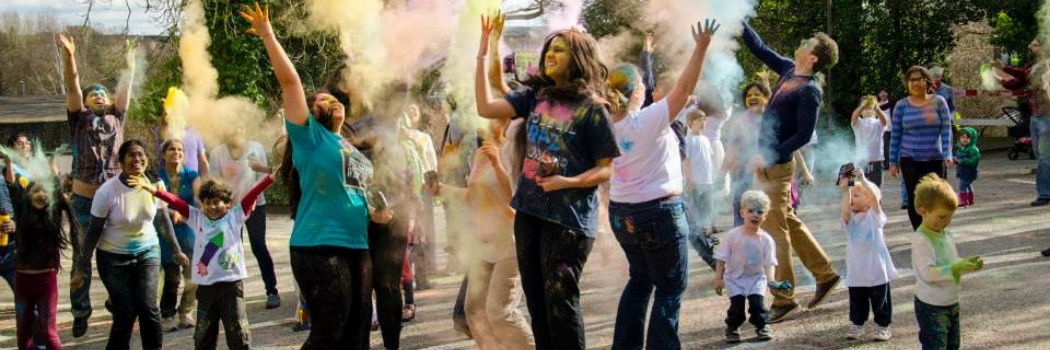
[240,3,308,126]
[488,14,511,97]
[128,175,190,218]
[641,32,655,106]
[663,20,718,122]
[741,22,793,74]
[875,106,889,127]
[475,12,516,119]
[57,34,84,113]
[113,40,138,113]
[241,174,275,216]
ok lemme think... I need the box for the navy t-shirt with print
[504,87,620,236]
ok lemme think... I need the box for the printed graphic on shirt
[522,101,577,180]
[340,139,372,189]
[196,224,239,277]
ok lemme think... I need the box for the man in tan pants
[740,21,842,323]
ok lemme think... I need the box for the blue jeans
[97,249,163,350]
[70,194,94,319]
[685,188,717,268]
[1032,116,1050,199]
[914,298,960,350]
[609,196,689,350]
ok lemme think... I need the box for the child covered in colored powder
[953,127,980,207]
[684,109,718,269]
[852,96,889,187]
[4,155,76,350]
[713,190,790,343]
[838,168,898,341]
[911,173,983,350]
[129,169,275,350]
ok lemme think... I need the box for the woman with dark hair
[156,139,201,331]
[724,82,771,226]
[474,13,621,350]
[74,139,188,350]
[889,66,953,230]
[241,4,385,349]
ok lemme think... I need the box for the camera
[837,163,856,187]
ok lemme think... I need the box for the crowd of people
[2,2,1050,350]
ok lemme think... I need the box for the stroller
[1004,106,1036,160]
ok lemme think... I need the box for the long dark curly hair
[521,29,610,104]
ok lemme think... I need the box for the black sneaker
[72,316,88,338]
[1031,198,1050,207]
[725,328,741,343]
[807,274,841,309]
[756,325,773,341]
[900,203,909,210]
[266,294,281,309]
[768,302,800,324]
[1041,247,1050,257]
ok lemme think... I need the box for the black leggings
[369,220,409,350]
[291,246,372,350]
[901,158,947,230]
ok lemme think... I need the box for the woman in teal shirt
[241,4,389,349]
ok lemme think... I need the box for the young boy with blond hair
[839,168,898,341]
[713,190,790,343]
[911,173,984,350]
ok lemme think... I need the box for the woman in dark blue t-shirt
[473,13,620,350]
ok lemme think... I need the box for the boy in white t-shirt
[838,168,898,341]
[713,190,790,343]
[684,109,718,269]
[911,174,983,350]
[851,96,889,187]
[131,172,274,350]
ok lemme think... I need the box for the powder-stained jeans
[160,228,195,318]
[914,298,960,350]
[1031,116,1050,199]
[96,249,162,350]
[609,196,689,350]
[245,205,278,296]
[514,212,594,350]
[726,294,768,331]
[70,194,94,319]
[757,162,838,307]
[194,281,250,350]
[369,218,409,350]
[291,247,372,350]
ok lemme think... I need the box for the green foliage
[581,0,645,38]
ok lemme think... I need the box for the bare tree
[505,0,561,21]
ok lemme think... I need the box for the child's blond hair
[914,173,957,211]
[687,109,707,125]
[741,190,771,212]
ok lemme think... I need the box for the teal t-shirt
[286,116,373,249]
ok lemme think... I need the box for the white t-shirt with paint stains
[714,227,778,297]
[189,205,249,286]
[843,208,898,287]
[610,100,683,203]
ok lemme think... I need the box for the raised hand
[57,34,75,55]
[491,11,506,40]
[644,31,654,53]
[693,19,720,49]
[478,142,501,164]
[238,2,272,37]
[478,11,502,57]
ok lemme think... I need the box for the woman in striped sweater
[888,66,954,230]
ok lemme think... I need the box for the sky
[1,0,165,35]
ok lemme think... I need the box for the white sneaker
[846,324,864,340]
[161,316,178,332]
[873,326,892,341]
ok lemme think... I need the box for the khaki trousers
[465,258,535,350]
[757,162,837,307]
